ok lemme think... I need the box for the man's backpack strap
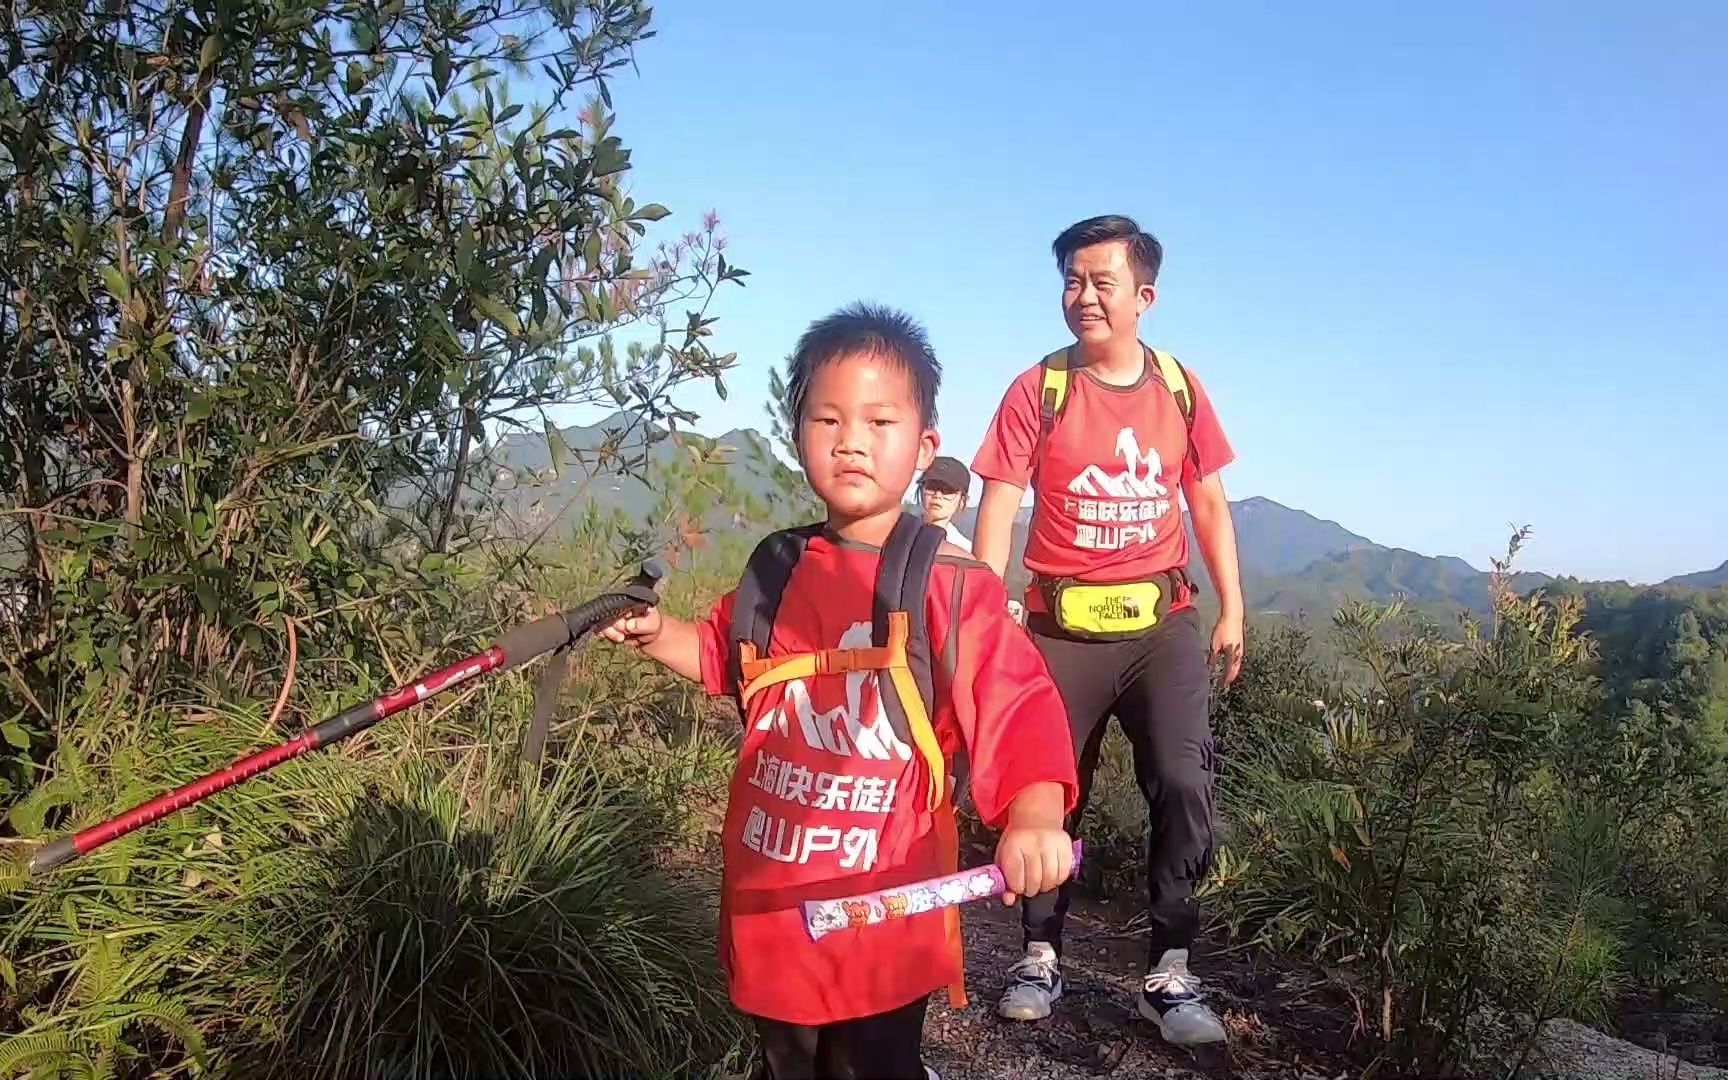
[1149,347,1195,427]
[1038,347,1072,436]
[1038,344,1198,469]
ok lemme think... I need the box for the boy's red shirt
[971,354,1235,614]
[693,532,1078,1025]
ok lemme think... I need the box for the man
[917,455,973,553]
[970,214,1245,1047]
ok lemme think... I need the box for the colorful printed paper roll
[801,840,1083,940]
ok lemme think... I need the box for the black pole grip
[496,614,573,671]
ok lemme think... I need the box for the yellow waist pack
[1037,572,1185,641]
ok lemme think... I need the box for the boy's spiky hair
[784,302,942,427]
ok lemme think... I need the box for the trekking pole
[26,560,665,877]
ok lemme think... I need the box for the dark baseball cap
[920,456,971,493]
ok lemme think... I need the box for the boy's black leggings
[1020,606,1217,962]
[750,994,929,1080]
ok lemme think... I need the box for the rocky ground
[917,889,1724,1080]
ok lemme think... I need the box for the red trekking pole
[26,561,664,876]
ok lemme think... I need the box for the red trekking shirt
[693,533,1078,1024]
[971,351,1234,613]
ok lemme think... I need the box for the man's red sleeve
[939,564,1078,828]
[1181,366,1236,485]
[970,368,1041,489]
[694,588,739,698]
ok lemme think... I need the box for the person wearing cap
[917,456,973,553]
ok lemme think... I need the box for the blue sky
[556,1,1725,583]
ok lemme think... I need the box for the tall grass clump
[2,682,742,1079]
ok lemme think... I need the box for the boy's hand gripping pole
[26,562,665,876]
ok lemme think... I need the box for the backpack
[1038,342,1196,450]
[727,510,976,1004]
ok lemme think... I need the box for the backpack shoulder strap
[729,523,823,693]
[1148,347,1195,428]
[872,512,945,713]
[872,513,948,813]
[1038,347,1073,436]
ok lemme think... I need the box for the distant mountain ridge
[1666,560,1728,590]
[482,412,1722,617]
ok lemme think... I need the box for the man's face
[797,352,937,527]
[920,482,964,526]
[1062,239,1154,347]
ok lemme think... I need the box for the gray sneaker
[1136,948,1227,1045]
[997,941,1063,1021]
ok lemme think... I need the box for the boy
[601,302,1078,1080]
[917,455,974,552]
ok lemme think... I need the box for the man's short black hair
[785,301,942,427]
[1052,214,1163,286]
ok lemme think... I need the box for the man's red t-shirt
[971,351,1234,612]
[693,532,1079,1025]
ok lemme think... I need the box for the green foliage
[1,678,743,1078]
[1541,580,1728,1008]
[1194,531,1621,1072]
[0,0,746,759]
[1,2,766,1074]
[1165,531,1728,1073]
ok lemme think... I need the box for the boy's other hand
[599,605,662,648]
[995,825,1074,906]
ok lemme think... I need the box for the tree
[0,0,747,750]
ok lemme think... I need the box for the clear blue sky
[559,1,1726,584]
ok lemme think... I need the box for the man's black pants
[1020,606,1217,961]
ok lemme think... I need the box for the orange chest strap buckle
[734,611,948,815]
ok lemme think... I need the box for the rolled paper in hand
[801,840,1083,941]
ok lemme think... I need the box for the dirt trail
[919,889,1725,1080]
[922,892,1360,1080]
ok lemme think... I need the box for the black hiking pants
[1019,606,1217,963]
[749,993,929,1080]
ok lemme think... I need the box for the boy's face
[1062,239,1154,349]
[797,352,937,531]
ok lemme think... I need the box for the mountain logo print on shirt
[751,620,914,762]
[1066,427,1168,500]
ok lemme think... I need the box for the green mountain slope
[481,415,1705,620]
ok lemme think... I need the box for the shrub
[2,685,742,1078]
[1207,533,1625,1073]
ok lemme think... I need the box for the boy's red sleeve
[694,588,739,698]
[937,563,1078,829]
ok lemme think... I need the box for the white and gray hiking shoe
[1137,948,1227,1045]
[996,941,1063,1021]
